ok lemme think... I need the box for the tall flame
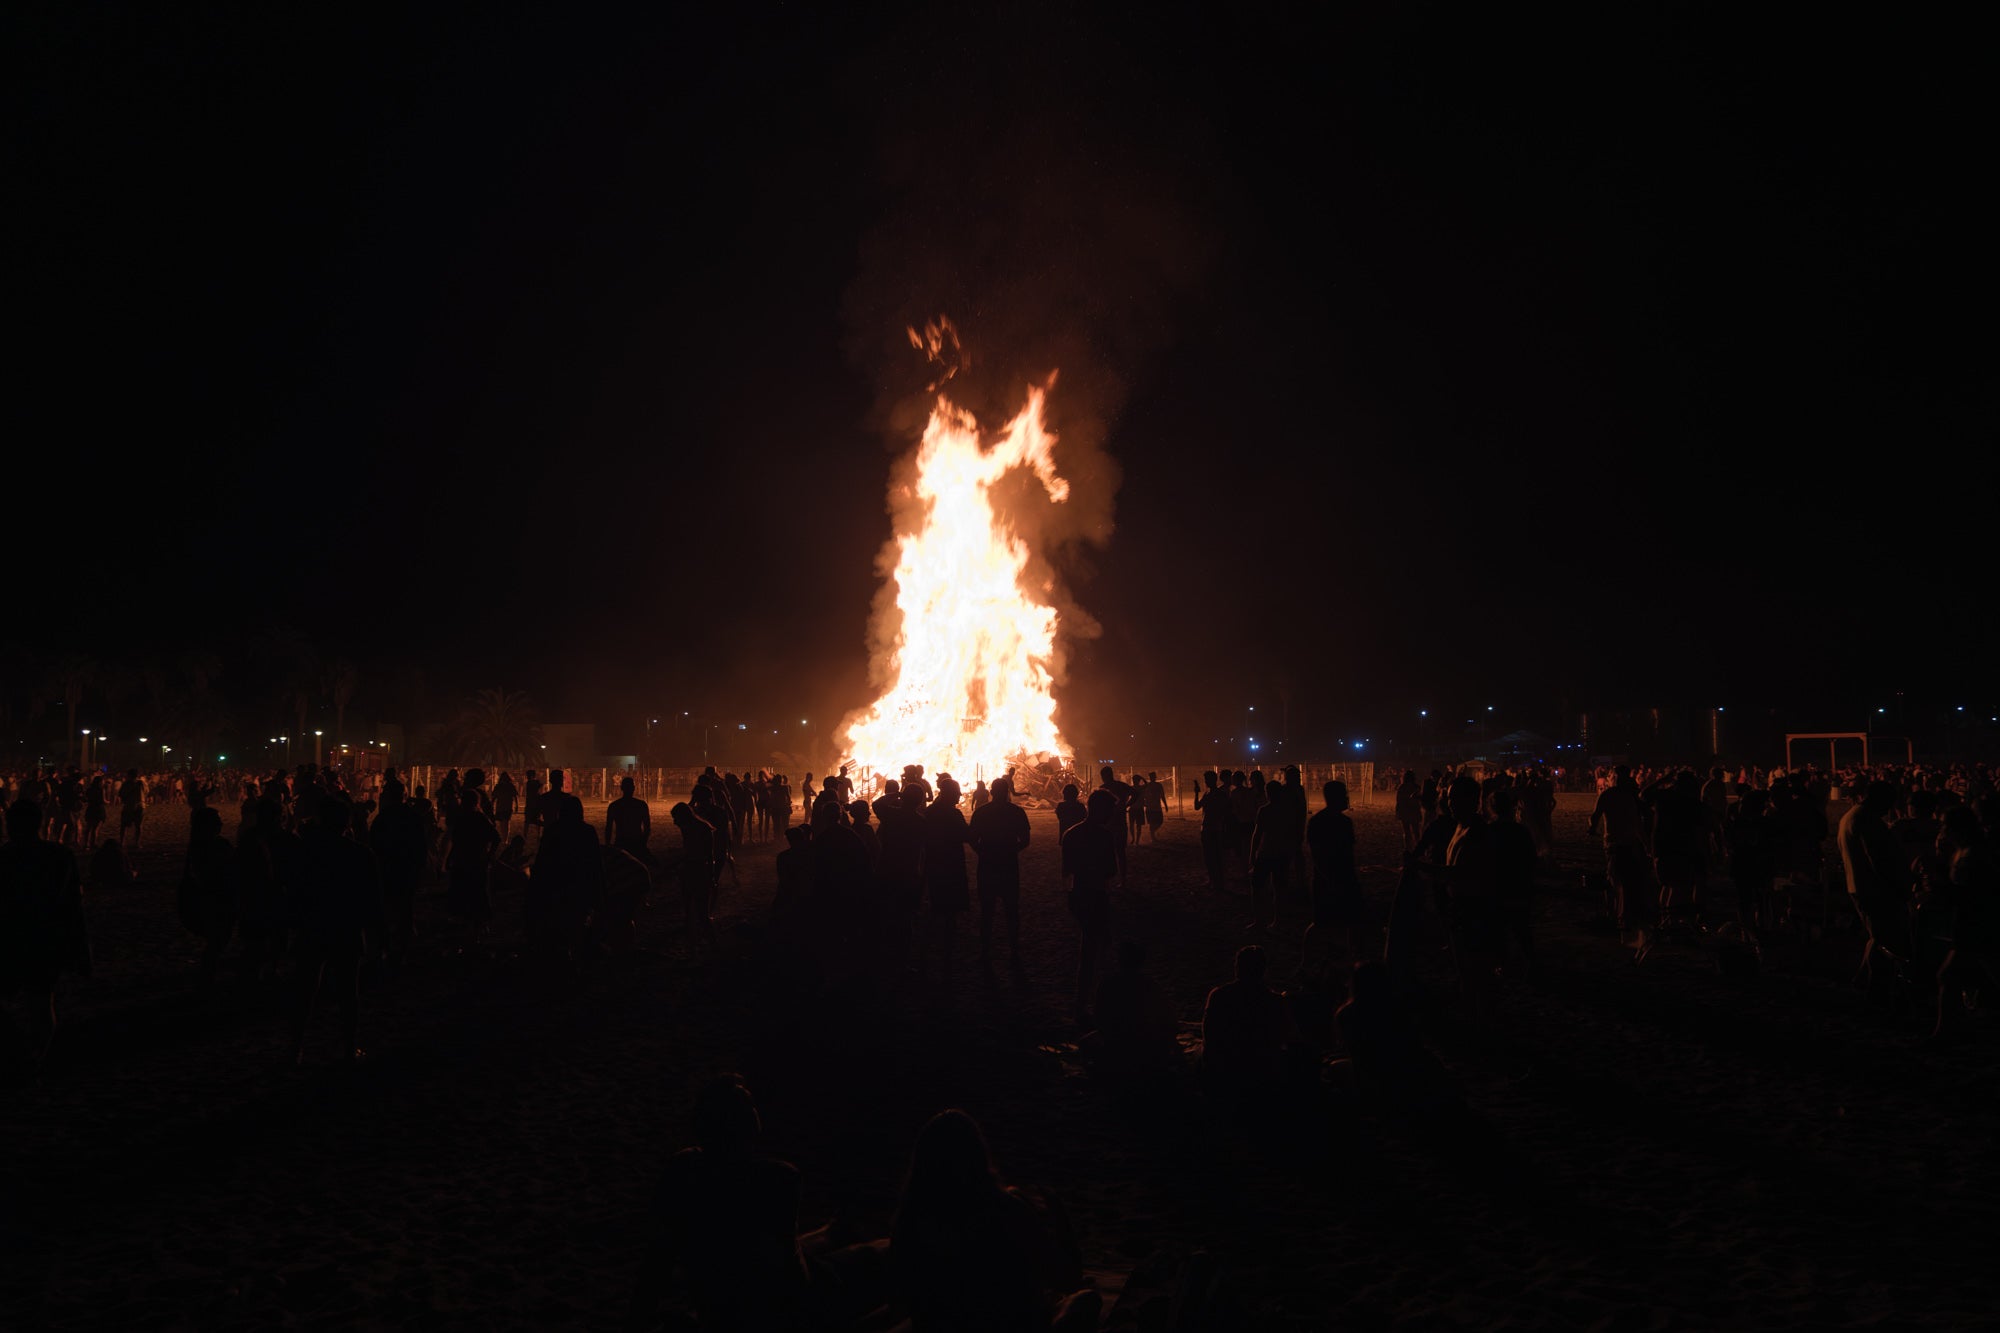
[841,380,1074,783]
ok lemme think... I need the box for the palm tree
[451,688,543,767]
[46,654,98,767]
[324,659,358,747]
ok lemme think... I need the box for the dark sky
[20,3,1990,759]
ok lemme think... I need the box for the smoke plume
[840,7,1221,719]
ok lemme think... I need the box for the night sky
[20,4,1989,759]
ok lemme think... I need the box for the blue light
[1352,741,1363,750]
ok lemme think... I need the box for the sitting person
[1091,939,1183,1085]
[629,1074,887,1332]
[1198,945,1296,1106]
[891,1109,1097,1332]
[1333,959,1455,1114]
[88,837,136,889]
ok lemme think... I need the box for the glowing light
[841,381,1072,779]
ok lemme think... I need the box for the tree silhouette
[449,688,543,767]
[325,659,358,747]
[45,654,98,768]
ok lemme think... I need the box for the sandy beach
[4,793,1995,1330]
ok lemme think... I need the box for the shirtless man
[605,775,653,868]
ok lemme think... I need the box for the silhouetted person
[968,775,1031,964]
[1096,766,1134,887]
[178,807,237,989]
[1193,769,1232,892]
[606,775,653,865]
[1141,771,1166,842]
[88,836,135,890]
[1061,789,1121,1024]
[1199,944,1293,1106]
[670,802,716,941]
[1395,769,1424,852]
[1490,788,1538,970]
[806,800,872,966]
[1726,790,1778,938]
[632,1074,889,1331]
[1647,769,1707,926]
[291,796,385,1063]
[847,799,880,869]
[446,769,500,932]
[1931,807,1996,1039]
[1249,775,1305,931]
[1093,939,1182,1088]
[1053,783,1087,848]
[891,1109,1094,1333]
[370,786,427,973]
[1840,780,1912,984]
[921,776,972,978]
[1228,770,1260,875]
[1,798,90,1078]
[493,770,518,840]
[630,1073,814,1331]
[1590,765,1650,933]
[692,783,737,889]
[878,787,926,965]
[81,774,107,849]
[117,768,145,848]
[1334,959,1454,1113]
[1304,780,1361,969]
[533,794,604,967]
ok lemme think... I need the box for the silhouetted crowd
[3,750,1996,1330]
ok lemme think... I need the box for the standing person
[117,768,146,849]
[0,798,91,1080]
[877,785,926,966]
[670,802,717,941]
[1141,772,1166,844]
[446,770,500,936]
[605,775,653,866]
[1193,769,1232,893]
[1589,766,1651,934]
[1304,780,1361,969]
[1053,783,1088,845]
[1700,765,1731,872]
[968,775,1031,965]
[1394,769,1424,853]
[1096,766,1135,888]
[1647,770,1707,928]
[1523,766,1558,858]
[492,770,518,841]
[291,796,385,1064]
[1490,788,1539,971]
[1228,771,1260,877]
[1839,780,1912,985]
[523,769,546,845]
[1061,790,1121,1025]
[1248,777,1305,933]
[178,808,238,990]
[1725,790,1778,939]
[56,771,83,847]
[692,784,737,889]
[920,776,972,980]
[370,785,427,976]
[81,774,108,851]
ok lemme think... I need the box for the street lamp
[314,730,324,767]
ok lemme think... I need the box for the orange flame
[841,380,1074,783]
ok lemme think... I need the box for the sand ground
[3,794,1994,1330]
